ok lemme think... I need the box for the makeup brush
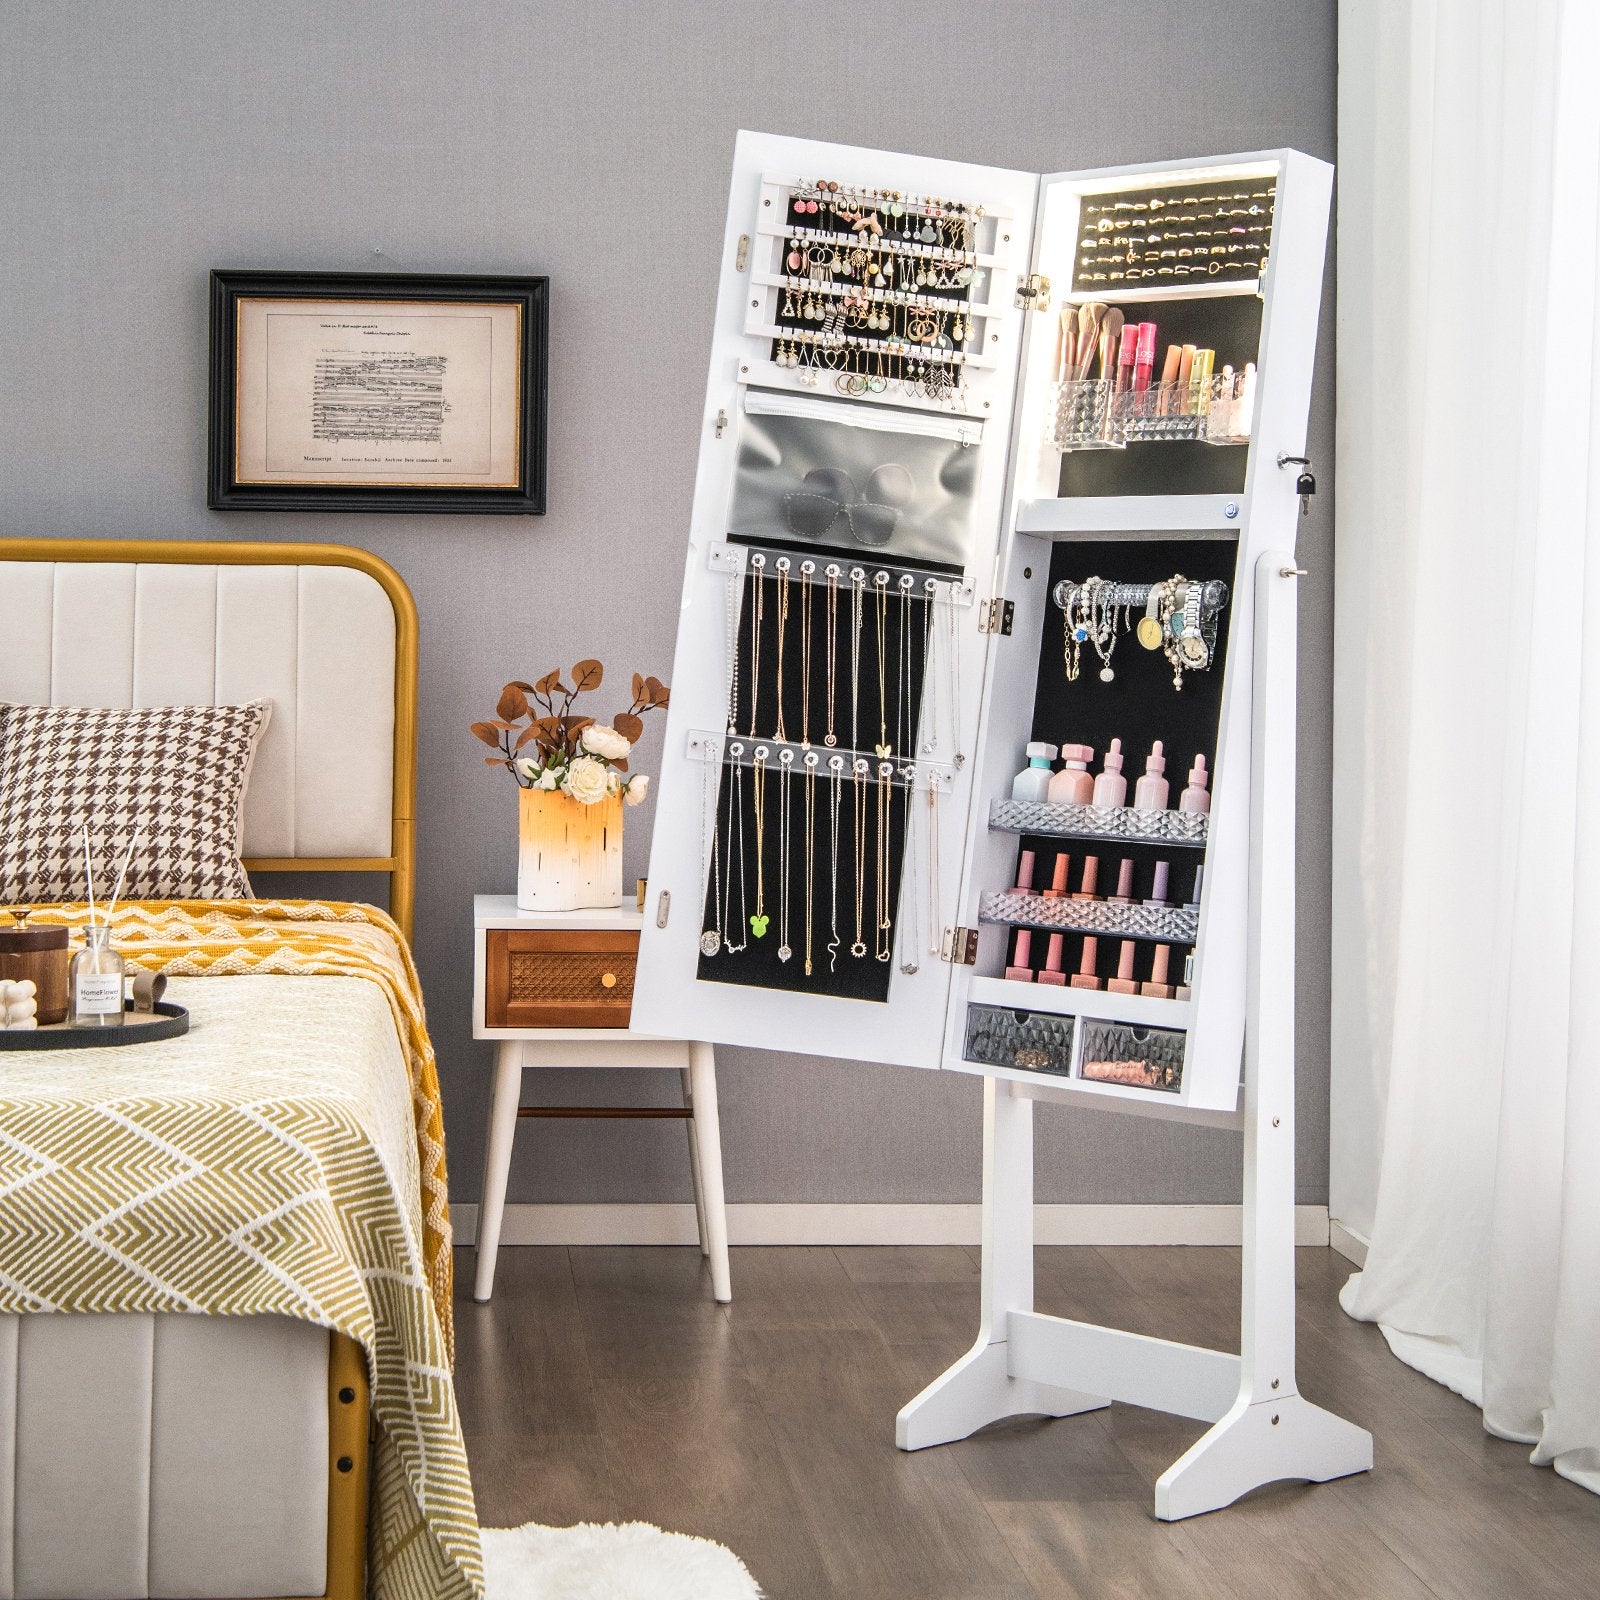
[1075,301,1105,380]
[1097,307,1124,382]
[1054,306,1074,381]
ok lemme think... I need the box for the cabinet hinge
[1014,273,1051,311]
[714,409,728,439]
[978,597,1014,635]
[735,234,750,271]
[941,927,980,965]
[655,889,671,929]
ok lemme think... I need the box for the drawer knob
[600,971,618,989]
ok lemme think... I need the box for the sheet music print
[311,352,449,444]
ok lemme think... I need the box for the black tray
[0,1000,189,1051]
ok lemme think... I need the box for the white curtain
[1331,0,1600,1492]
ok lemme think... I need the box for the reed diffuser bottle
[69,925,126,1028]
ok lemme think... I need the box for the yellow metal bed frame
[0,535,417,1600]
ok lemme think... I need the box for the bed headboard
[0,538,418,942]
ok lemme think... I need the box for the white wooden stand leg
[897,558,1371,1516]
[688,1042,732,1303]
[1154,554,1371,1517]
[473,1041,524,1303]
[897,1081,1107,1449]
[681,1064,711,1257]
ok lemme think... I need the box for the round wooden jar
[0,925,71,1025]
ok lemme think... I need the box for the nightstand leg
[689,1042,731,1303]
[681,1065,710,1257]
[474,1041,524,1303]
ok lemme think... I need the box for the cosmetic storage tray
[0,1001,190,1051]
[990,797,1208,847]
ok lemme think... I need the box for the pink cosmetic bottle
[1107,939,1140,994]
[1141,944,1176,999]
[1012,849,1039,896]
[1108,857,1135,905]
[1179,754,1211,814]
[1133,740,1169,810]
[1005,929,1036,983]
[1043,851,1071,900]
[1072,856,1100,900]
[1091,738,1127,808]
[1070,936,1102,990]
[1145,860,1171,906]
[1048,743,1095,806]
[1037,932,1068,986]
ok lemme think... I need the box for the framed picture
[208,270,548,513]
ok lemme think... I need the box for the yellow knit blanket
[1,899,480,1599]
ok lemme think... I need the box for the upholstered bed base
[0,1314,367,1600]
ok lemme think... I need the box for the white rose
[515,758,539,782]
[624,774,650,807]
[532,766,559,791]
[562,755,611,804]
[580,724,632,761]
[606,768,622,794]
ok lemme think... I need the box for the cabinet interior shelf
[990,797,1208,848]
[979,889,1199,945]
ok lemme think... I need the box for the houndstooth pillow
[0,700,272,905]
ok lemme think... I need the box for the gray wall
[1,1,1336,1208]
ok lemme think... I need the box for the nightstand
[471,895,731,1303]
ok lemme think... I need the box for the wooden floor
[453,1244,1600,1598]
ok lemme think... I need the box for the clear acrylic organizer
[1079,1020,1186,1093]
[1049,378,1122,451]
[963,1003,1075,1077]
[1118,381,1208,443]
[1205,370,1254,445]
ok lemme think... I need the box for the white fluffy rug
[482,1520,763,1599]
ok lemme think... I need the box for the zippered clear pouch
[729,391,983,570]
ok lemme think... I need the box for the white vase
[516,788,624,911]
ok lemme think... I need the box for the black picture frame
[207,269,548,514]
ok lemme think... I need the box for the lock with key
[1278,453,1316,516]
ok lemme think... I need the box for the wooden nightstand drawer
[484,927,638,1028]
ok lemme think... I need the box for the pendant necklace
[747,556,766,736]
[827,755,843,971]
[823,564,840,747]
[874,571,891,756]
[851,757,869,957]
[849,568,865,753]
[750,747,769,939]
[897,574,915,761]
[724,749,749,953]
[875,760,894,961]
[899,763,920,974]
[776,750,794,961]
[946,584,965,767]
[724,559,743,733]
[802,751,818,976]
[927,771,942,957]
[773,558,791,743]
[699,744,723,956]
[798,560,814,748]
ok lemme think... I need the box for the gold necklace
[750,749,769,939]
[777,751,793,961]
[850,568,865,752]
[827,756,843,971]
[799,560,814,748]
[851,758,868,957]
[774,559,791,742]
[748,558,765,736]
[874,572,891,755]
[824,564,840,747]
[875,760,893,961]
[802,753,817,976]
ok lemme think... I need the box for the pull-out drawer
[484,927,638,1029]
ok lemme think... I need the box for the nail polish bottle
[1012,849,1039,896]
[1047,743,1095,805]
[1072,856,1100,900]
[1145,860,1171,906]
[1179,754,1211,814]
[1005,929,1036,982]
[1108,857,1135,905]
[1070,936,1102,990]
[1141,944,1176,999]
[1012,741,1058,801]
[1107,939,1139,994]
[1133,740,1169,810]
[1175,948,1195,1001]
[1184,864,1204,912]
[1037,932,1068,986]
[1043,851,1071,899]
[1091,738,1127,808]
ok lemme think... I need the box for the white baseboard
[1328,1218,1370,1267]
[455,1202,1331,1248]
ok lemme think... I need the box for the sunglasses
[783,464,915,547]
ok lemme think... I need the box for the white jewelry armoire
[631,130,1370,1519]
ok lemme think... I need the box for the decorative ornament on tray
[471,661,670,912]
